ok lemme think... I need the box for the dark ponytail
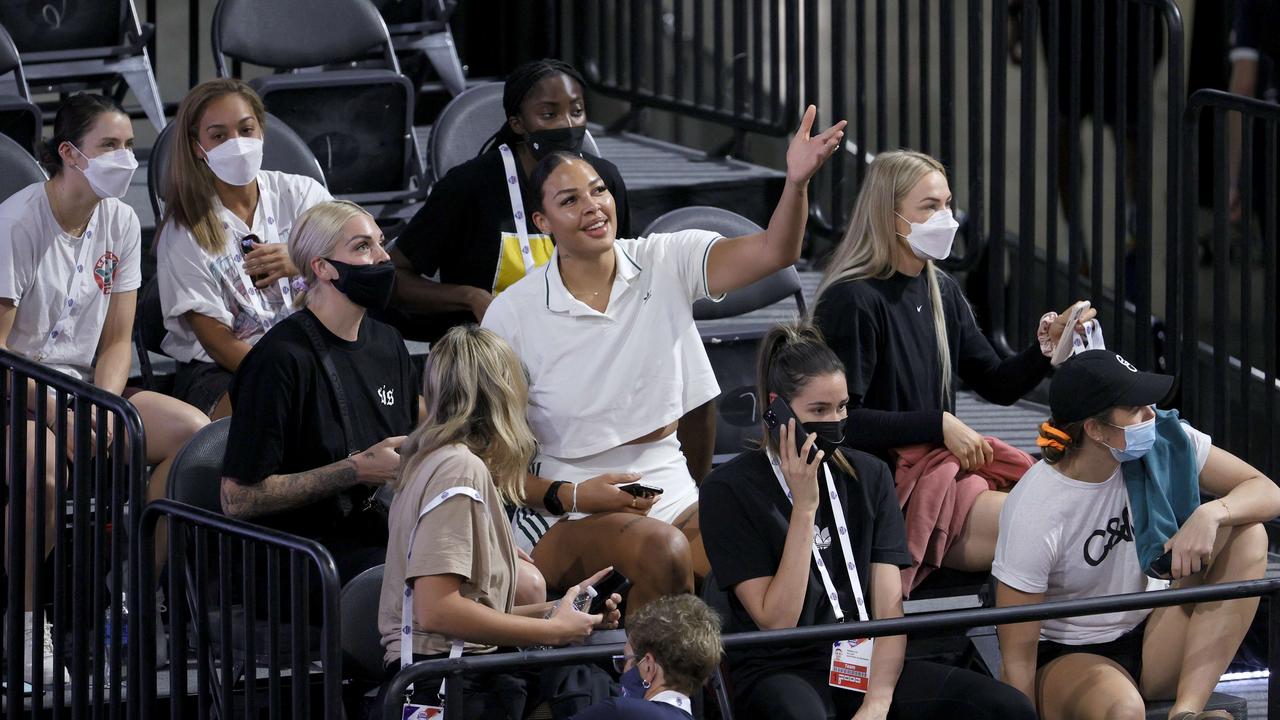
[42,94,126,176]
[1037,414,1109,464]
[756,322,856,477]
[479,58,587,156]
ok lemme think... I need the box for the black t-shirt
[813,270,1049,456]
[1233,0,1280,95]
[395,147,631,341]
[699,448,912,694]
[222,308,417,538]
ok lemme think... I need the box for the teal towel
[1121,409,1201,571]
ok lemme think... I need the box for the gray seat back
[340,564,387,681]
[0,132,46,203]
[642,206,806,319]
[212,0,398,75]
[149,111,328,221]
[0,21,29,98]
[165,418,231,515]
[0,2,125,54]
[429,81,602,184]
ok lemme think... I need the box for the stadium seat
[699,569,737,720]
[0,131,46,204]
[0,0,165,130]
[642,206,805,464]
[131,277,169,391]
[371,0,466,96]
[211,0,424,204]
[0,22,41,157]
[147,111,328,221]
[428,81,602,185]
[340,563,386,717]
[166,417,230,513]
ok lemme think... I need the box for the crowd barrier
[0,348,147,718]
[135,499,343,720]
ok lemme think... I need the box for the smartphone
[618,482,663,499]
[762,395,818,462]
[1146,550,1173,580]
[240,233,259,256]
[587,570,631,615]
[1051,300,1092,365]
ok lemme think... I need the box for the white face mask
[896,208,959,261]
[200,136,263,186]
[72,145,137,199]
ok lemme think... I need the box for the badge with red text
[829,638,873,692]
[402,703,442,719]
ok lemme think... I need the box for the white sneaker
[23,611,68,686]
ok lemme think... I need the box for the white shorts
[511,433,699,552]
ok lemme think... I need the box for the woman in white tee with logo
[482,105,846,609]
[156,79,331,418]
[994,350,1280,720]
[0,94,208,684]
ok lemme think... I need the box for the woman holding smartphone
[699,323,1036,720]
[379,324,620,718]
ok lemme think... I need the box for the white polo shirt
[156,170,331,363]
[0,182,142,381]
[483,230,723,459]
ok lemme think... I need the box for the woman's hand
[244,242,300,289]
[785,105,847,186]
[572,472,655,515]
[779,420,823,512]
[576,567,623,629]
[1044,301,1098,347]
[942,412,993,471]
[545,583,602,646]
[1164,502,1224,578]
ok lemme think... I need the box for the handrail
[383,577,1280,718]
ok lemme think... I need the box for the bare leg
[671,502,709,589]
[4,421,59,610]
[531,512,693,612]
[1140,522,1267,717]
[132,391,208,569]
[942,489,1006,573]
[210,392,232,421]
[515,557,548,606]
[676,401,715,484]
[1036,653,1146,720]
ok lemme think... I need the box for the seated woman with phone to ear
[994,350,1280,720]
[698,324,1037,720]
[379,325,621,718]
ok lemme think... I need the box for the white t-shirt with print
[992,421,1212,644]
[0,182,141,381]
[483,230,723,459]
[156,170,330,363]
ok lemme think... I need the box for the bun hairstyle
[756,322,856,478]
[480,58,587,155]
[42,94,126,175]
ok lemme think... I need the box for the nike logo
[916,305,923,312]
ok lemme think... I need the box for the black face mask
[803,418,847,457]
[526,125,586,160]
[325,258,396,311]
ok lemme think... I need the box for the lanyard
[497,144,535,274]
[768,452,869,623]
[39,227,101,359]
[401,485,484,698]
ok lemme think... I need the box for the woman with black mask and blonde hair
[156,78,331,418]
[813,149,1095,591]
[220,200,412,583]
[699,323,1036,720]
[378,324,621,718]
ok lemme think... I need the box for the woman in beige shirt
[379,324,621,718]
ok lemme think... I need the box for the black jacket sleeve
[394,168,470,277]
[948,276,1051,406]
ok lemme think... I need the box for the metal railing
[0,348,147,718]
[136,499,343,720]
[1180,89,1280,482]
[384,577,1280,719]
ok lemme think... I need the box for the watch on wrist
[543,480,569,516]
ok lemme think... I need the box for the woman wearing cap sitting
[993,350,1280,720]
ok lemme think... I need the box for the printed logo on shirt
[916,304,923,312]
[377,385,396,407]
[492,232,555,293]
[1083,506,1134,566]
[813,525,832,550]
[93,251,120,294]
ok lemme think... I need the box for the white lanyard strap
[768,453,869,623]
[402,485,484,698]
[40,228,101,357]
[497,144,535,273]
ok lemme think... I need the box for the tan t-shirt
[379,444,517,666]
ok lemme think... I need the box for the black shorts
[1037,618,1148,681]
[172,360,233,416]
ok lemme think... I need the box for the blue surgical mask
[1102,412,1157,463]
[619,666,647,698]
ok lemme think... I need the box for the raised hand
[785,105,848,186]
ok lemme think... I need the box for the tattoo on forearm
[221,458,358,518]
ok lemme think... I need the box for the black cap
[1049,350,1174,423]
